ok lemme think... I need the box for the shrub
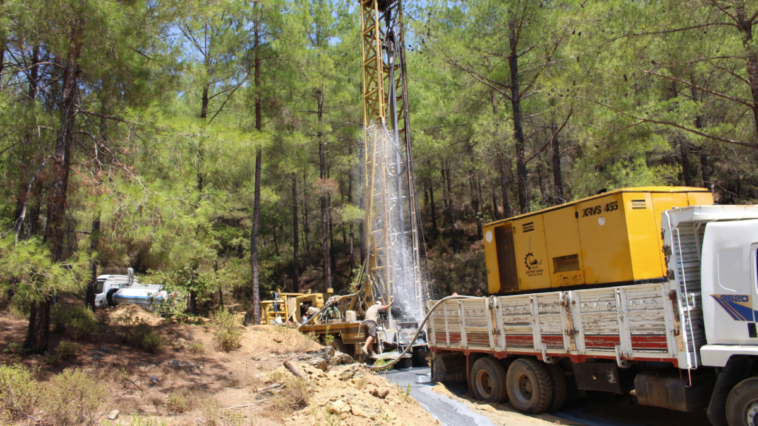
[0,364,39,421]
[189,342,206,354]
[273,375,311,412]
[139,326,168,354]
[165,392,188,413]
[214,309,241,352]
[57,341,78,360]
[41,368,106,425]
[50,304,98,341]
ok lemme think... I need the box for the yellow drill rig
[291,0,429,365]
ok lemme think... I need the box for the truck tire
[726,377,758,426]
[506,358,553,414]
[546,363,567,411]
[471,357,509,403]
[106,289,119,307]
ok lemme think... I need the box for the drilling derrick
[360,0,425,321]
[290,0,428,364]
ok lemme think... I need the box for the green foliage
[41,368,107,425]
[165,392,189,413]
[0,363,39,421]
[214,308,242,351]
[50,304,99,341]
[189,341,206,354]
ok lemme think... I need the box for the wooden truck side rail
[427,282,689,367]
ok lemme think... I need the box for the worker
[361,297,393,358]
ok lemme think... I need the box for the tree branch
[644,70,755,109]
[588,98,758,149]
[525,107,572,164]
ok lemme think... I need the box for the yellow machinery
[482,187,713,294]
[260,290,325,324]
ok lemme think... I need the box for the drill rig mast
[296,0,428,362]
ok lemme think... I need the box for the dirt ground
[0,305,438,426]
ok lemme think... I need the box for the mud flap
[708,356,755,426]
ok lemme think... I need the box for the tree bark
[31,24,81,354]
[24,299,51,354]
[700,149,712,190]
[499,158,512,218]
[316,89,331,291]
[735,4,758,138]
[303,169,313,267]
[551,122,564,204]
[250,19,263,325]
[680,139,693,186]
[347,160,355,278]
[508,20,529,214]
[445,164,457,253]
[292,174,300,292]
[428,179,438,235]
[86,215,100,312]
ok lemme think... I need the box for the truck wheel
[726,377,758,426]
[546,363,567,411]
[471,357,509,403]
[506,358,553,414]
[106,289,119,307]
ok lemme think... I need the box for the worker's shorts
[363,320,377,338]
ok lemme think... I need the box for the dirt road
[381,367,713,426]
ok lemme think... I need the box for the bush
[189,342,206,354]
[50,304,99,341]
[41,368,106,425]
[165,393,188,413]
[138,325,168,354]
[214,309,241,352]
[0,364,39,421]
[57,341,78,360]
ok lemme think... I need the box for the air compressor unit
[482,187,713,294]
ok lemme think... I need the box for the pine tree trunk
[735,4,758,138]
[446,164,458,253]
[428,179,438,235]
[292,174,300,292]
[499,158,512,218]
[680,140,693,186]
[24,299,50,354]
[508,20,529,214]
[86,215,100,312]
[700,149,712,190]
[347,163,355,278]
[250,20,263,325]
[551,122,564,205]
[303,170,313,267]
[492,190,499,219]
[316,89,331,291]
[32,25,81,354]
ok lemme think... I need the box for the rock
[90,355,102,361]
[171,338,187,350]
[369,388,390,399]
[351,405,369,418]
[99,346,111,353]
[166,360,183,368]
[108,410,119,420]
[328,400,349,414]
[475,404,496,412]
[338,366,359,380]
[148,375,158,383]
[306,356,329,372]
[331,351,353,365]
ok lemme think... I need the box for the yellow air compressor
[482,187,713,294]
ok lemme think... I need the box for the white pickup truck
[94,269,167,310]
[428,205,758,426]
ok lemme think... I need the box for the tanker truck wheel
[106,289,119,308]
[506,358,553,414]
[471,357,509,403]
[726,377,758,426]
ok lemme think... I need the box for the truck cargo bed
[427,281,694,367]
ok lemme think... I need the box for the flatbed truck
[428,204,758,426]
